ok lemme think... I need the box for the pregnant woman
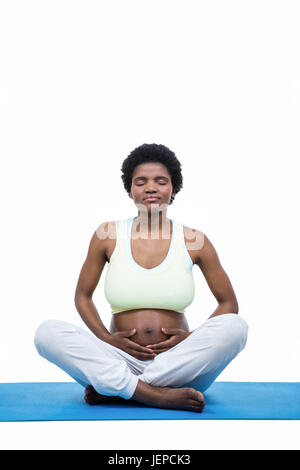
[34,143,248,413]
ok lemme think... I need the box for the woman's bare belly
[109,308,189,347]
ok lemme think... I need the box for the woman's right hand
[106,328,157,361]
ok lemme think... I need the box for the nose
[145,186,158,194]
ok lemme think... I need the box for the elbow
[74,292,92,307]
[230,299,239,314]
[227,291,239,314]
[74,283,94,303]
[219,299,239,314]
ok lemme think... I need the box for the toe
[186,388,204,403]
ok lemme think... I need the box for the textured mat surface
[0,381,299,421]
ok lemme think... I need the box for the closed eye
[136,183,167,186]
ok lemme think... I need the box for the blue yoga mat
[0,381,299,421]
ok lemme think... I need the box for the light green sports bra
[104,217,195,314]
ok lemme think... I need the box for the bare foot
[157,387,205,413]
[84,385,126,405]
[132,380,205,413]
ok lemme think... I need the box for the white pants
[33,313,248,400]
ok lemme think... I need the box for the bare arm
[143,230,240,353]
[74,223,158,360]
[74,223,111,341]
[195,232,239,319]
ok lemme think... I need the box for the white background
[0,0,299,450]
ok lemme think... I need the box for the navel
[143,327,153,334]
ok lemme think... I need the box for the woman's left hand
[145,328,193,354]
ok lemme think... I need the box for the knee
[33,319,62,355]
[224,314,248,352]
[235,314,248,343]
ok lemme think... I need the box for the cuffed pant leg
[33,319,144,399]
[139,313,248,393]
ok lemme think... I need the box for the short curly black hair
[121,143,183,205]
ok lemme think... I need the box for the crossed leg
[139,313,248,391]
[131,313,248,411]
[33,314,248,412]
[33,319,146,399]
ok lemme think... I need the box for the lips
[144,197,160,202]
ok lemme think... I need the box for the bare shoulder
[94,220,116,260]
[183,224,205,263]
[74,221,116,298]
[95,220,116,242]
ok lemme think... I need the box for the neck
[133,210,171,237]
